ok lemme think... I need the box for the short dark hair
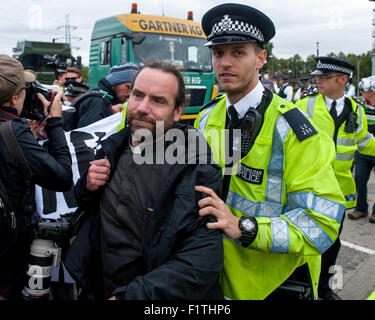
[131,60,185,109]
[66,67,81,77]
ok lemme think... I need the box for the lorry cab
[88,3,217,123]
[13,40,78,85]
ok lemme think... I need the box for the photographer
[53,68,67,88]
[0,54,72,300]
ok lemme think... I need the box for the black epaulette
[199,94,224,112]
[282,107,318,142]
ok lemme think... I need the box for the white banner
[35,112,123,220]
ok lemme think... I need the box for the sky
[0,0,373,65]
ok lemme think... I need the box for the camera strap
[0,121,32,181]
[0,121,34,228]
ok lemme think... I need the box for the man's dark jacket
[64,123,224,300]
[63,78,121,131]
[0,106,73,298]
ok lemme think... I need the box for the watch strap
[239,216,258,247]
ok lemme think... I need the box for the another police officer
[296,57,375,299]
[273,74,293,101]
[194,3,345,300]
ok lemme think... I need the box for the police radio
[240,108,263,158]
[344,104,359,134]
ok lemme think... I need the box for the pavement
[334,170,375,300]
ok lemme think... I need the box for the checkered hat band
[317,61,352,75]
[209,16,264,42]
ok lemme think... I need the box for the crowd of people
[0,2,374,302]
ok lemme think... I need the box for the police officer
[273,74,293,101]
[63,80,89,103]
[293,77,317,101]
[194,3,345,300]
[296,56,375,299]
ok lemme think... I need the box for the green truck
[88,3,217,123]
[12,40,80,85]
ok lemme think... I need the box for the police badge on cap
[201,3,275,47]
[311,56,355,78]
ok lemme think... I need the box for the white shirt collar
[226,81,265,119]
[324,95,345,116]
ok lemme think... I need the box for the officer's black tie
[330,100,337,120]
[228,105,238,122]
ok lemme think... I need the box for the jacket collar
[0,106,20,121]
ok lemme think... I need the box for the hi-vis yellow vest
[194,93,345,300]
[117,102,128,132]
[296,94,375,209]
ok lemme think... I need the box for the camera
[22,81,70,121]
[22,81,53,121]
[22,215,72,300]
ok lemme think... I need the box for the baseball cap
[0,54,35,102]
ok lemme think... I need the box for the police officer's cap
[311,56,355,78]
[63,80,89,97]
[202,3,275,48]
[280,75,289,81]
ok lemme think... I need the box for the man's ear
[8,95,17,107]
[173,105,184,122]
[256,49,267,70]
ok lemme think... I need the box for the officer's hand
[87,159,111,192]
[111,103,124,114]
[195,185,241,239]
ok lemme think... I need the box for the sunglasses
[65,77,78,81]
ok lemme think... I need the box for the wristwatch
[238,216,258,247]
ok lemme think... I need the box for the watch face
[241,218,255,232]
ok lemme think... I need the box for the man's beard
[128,112,176,145]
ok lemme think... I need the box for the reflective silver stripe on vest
[337,137,356,146]
[270,217,290,253]
[284,208,333,254]
[336,153,355,161]
[266,115,290,204]
[357,131,373,151]
[226,190,283,218]
[357,104,363,132]
[197,104,216,135]
[227,190,345,222]
[286,192,345,223]
[306,95,317,118]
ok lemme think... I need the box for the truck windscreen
[133,34,212,72]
